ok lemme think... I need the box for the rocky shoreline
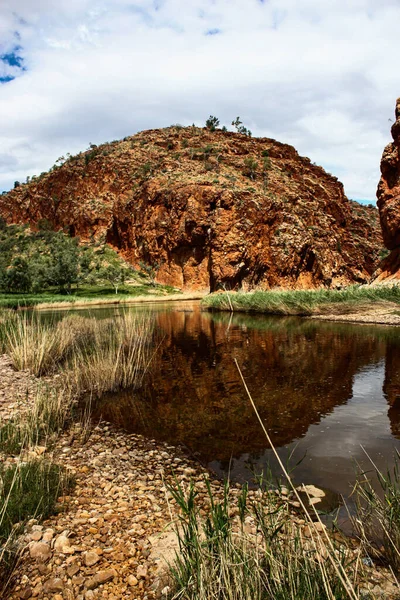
[5,423,203,600]
[1,356,399,599]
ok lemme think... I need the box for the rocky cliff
[0,127,382,291]
[376,98,400,283]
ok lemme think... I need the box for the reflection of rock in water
[384,341,400,437]
[384,342,400,407]
[93,310,387,463]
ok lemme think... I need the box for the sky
[0,0,399,202]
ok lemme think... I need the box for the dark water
[70,300,400,510]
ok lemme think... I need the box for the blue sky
[0,0,399,202]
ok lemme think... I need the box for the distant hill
[0,126,384,291]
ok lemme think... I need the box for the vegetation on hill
[0,220,171,304]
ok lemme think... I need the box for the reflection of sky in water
[211,360,400,499]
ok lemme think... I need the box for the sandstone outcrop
[376,98,400,282]
[0,127,382,291]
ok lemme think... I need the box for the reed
[64,312,154,397]
[0,384,75,455]
[1,312,153,390]
[1,313,96,376]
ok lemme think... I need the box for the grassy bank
[0,282,183,309]
[202,285,400,316]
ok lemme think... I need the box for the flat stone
[67,563,80,578]
[297,484,326,498]
[29,542,51,562]
[54,534,73,554]
[84,550,100,567]
[86,569,117,590]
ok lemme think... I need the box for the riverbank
[0,356,399,599]
[0,284,206,311]
[201,286,400,326]
[33,291,206,311]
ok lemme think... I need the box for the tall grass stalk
[168,477,359,600]
[234,359,359,599]
[2,313,99,376]
[168,362,364,600]
[1,312,154,396]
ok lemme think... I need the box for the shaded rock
[43,578,64,593]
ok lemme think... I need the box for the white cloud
[0,0,399,200]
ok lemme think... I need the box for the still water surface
[56,301,400,504]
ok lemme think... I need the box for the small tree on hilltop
[232,116,252,137]
[206,116,220,132]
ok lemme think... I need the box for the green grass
[167,478,361,600]
[0,460,74,542]
[202,285,400,316]
[0,459,74,590]
[0,283,181,309]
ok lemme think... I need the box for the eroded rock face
[376,98,400,282]
[0,127,382,290]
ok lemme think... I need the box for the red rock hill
[0,126,382,291]
[376,98,400,283]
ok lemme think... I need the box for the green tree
[49,233,79,293]
[139,261,160,286]
[77,247,100,287]
[100,263,127,294]
[205,116,220,131]
[231,116,252,137]
[28,255,52,292]
[5,257,31,293]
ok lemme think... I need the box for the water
[64,301,400,505]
